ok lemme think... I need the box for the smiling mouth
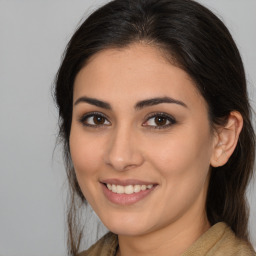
[105,184,154,194]
[101,181,157,205]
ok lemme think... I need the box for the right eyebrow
[74,96,112,110]
[135,96,187,110]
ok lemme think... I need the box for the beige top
[79,222,256,256]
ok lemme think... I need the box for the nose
[104,126,144,171]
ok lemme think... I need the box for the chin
[108,225,148,236]
[101,214,152,236]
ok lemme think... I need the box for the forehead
[73,43,205,110]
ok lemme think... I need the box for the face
[70,44,217,236]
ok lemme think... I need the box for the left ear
[210,111,243,167]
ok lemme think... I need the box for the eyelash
[143,112,177,129]
[79,112,111,128]
[79,112,176,129]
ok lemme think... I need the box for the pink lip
[101,178,156,186]
[101,182,157,206]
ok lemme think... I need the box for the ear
[210,111,243,167]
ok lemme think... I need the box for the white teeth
[106,183,154,194]
[112,184,117,193]
[141,185,146,191]
[134,185,141,193]
[116,185,124,194]
[124,185,134,194]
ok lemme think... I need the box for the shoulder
[78,232,118,256]
[183,222,256,256]
[216,223,255,255]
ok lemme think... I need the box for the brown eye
[143,113,176,129]
[154,116,167,126]
[80,113,111,127]
[93,115,105,125]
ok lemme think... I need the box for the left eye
[143,114,176,128]
[79,113,111,127]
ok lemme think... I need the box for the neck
[116,213,210,256]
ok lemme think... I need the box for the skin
[69,43,242,255]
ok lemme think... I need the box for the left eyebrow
[74,96,112,110]
[135,97,188,110]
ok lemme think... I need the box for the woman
[54,0,256,255]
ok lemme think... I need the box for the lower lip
[101,183,156,206]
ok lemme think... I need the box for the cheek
[144,127,213,219]
[69,126,102,179]
[145,125,213,182]
[69,125,105,204]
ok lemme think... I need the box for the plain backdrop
[0,0,255,255]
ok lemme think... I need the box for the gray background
[0,0,255,255]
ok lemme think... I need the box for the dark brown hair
[54,0,255,255]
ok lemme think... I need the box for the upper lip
[100,179,157,186]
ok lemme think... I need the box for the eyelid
[79,111,111,127]
[142,112,176,129]
[78,111,176,129]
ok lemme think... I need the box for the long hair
[54,0,255,254]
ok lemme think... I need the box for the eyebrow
[74,96,187,110]
[135,96,187,110]
[74,96,112,110]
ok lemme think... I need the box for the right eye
[79,112,111,127]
